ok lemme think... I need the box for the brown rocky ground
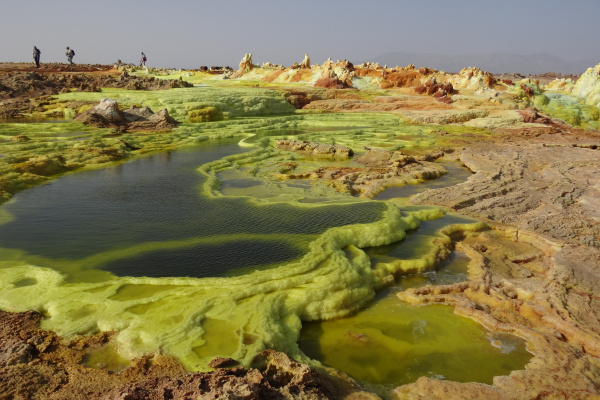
[0,310,375,400]
[393,123,600,398]
[73,98,179,132]
[277,141,450,198]
[0,63,191,119]
[493,72,580,86]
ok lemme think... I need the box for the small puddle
[299,232,531,399]
[191,318,240,364]
[81,343,132,373]
[299,292,531,398]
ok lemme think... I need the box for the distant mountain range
[372,52,599,75]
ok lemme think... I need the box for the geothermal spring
[0,57,599,399]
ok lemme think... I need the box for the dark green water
[0,139,385,278]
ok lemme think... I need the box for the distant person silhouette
[65,47,75,64]
[33,46,41,68]
[140,52,147,67]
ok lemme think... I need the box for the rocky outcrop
[414,78,454,101]
[379,70,422,89]
[445,67,497,90]
[354,64,497,93]
[314,67,352,89]
[276,139,354,158]
[572,63,600,108]
[355,147,444,167]
[0,310,375,400]
[74,98,178,132]
[281,146,447,198]
[516,108,553,124]
[520,82,535,97]
[238,53,254,74]
[76,98,124,125]
[300,54,311,69]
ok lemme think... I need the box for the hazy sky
[2,0,599,69]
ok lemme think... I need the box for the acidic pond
[0,126,530,392]
[299,249,531,399]
[0,140,383,278]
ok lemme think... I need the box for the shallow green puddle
[299,252,531,398]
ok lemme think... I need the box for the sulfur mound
[314,67,352,89]
[12,154,74,176]
[572,62,600,108]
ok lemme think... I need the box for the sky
[2,0,599,71]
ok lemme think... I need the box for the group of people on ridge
[32,46,75,67]
[32,46,147,68]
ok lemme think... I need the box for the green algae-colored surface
[0,116,467,372]
[0,198,463,370]
[299,248,531,398]
[511,80,600,130]
[53,86,297,122]
[538,92,600,130]
[0,139,484,375]
[0,86,532,389]
[299,295,531,398]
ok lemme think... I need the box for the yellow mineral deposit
[0,193,481,371]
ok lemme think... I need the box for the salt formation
[441,67,497,90]
[300,54,311,69]
[545,77,576,93]
[572,63,600,108]
[238,53,254,74]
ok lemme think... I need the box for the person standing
[33,46,41,68]
[140,52,147,67]
[65,47,75,64]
